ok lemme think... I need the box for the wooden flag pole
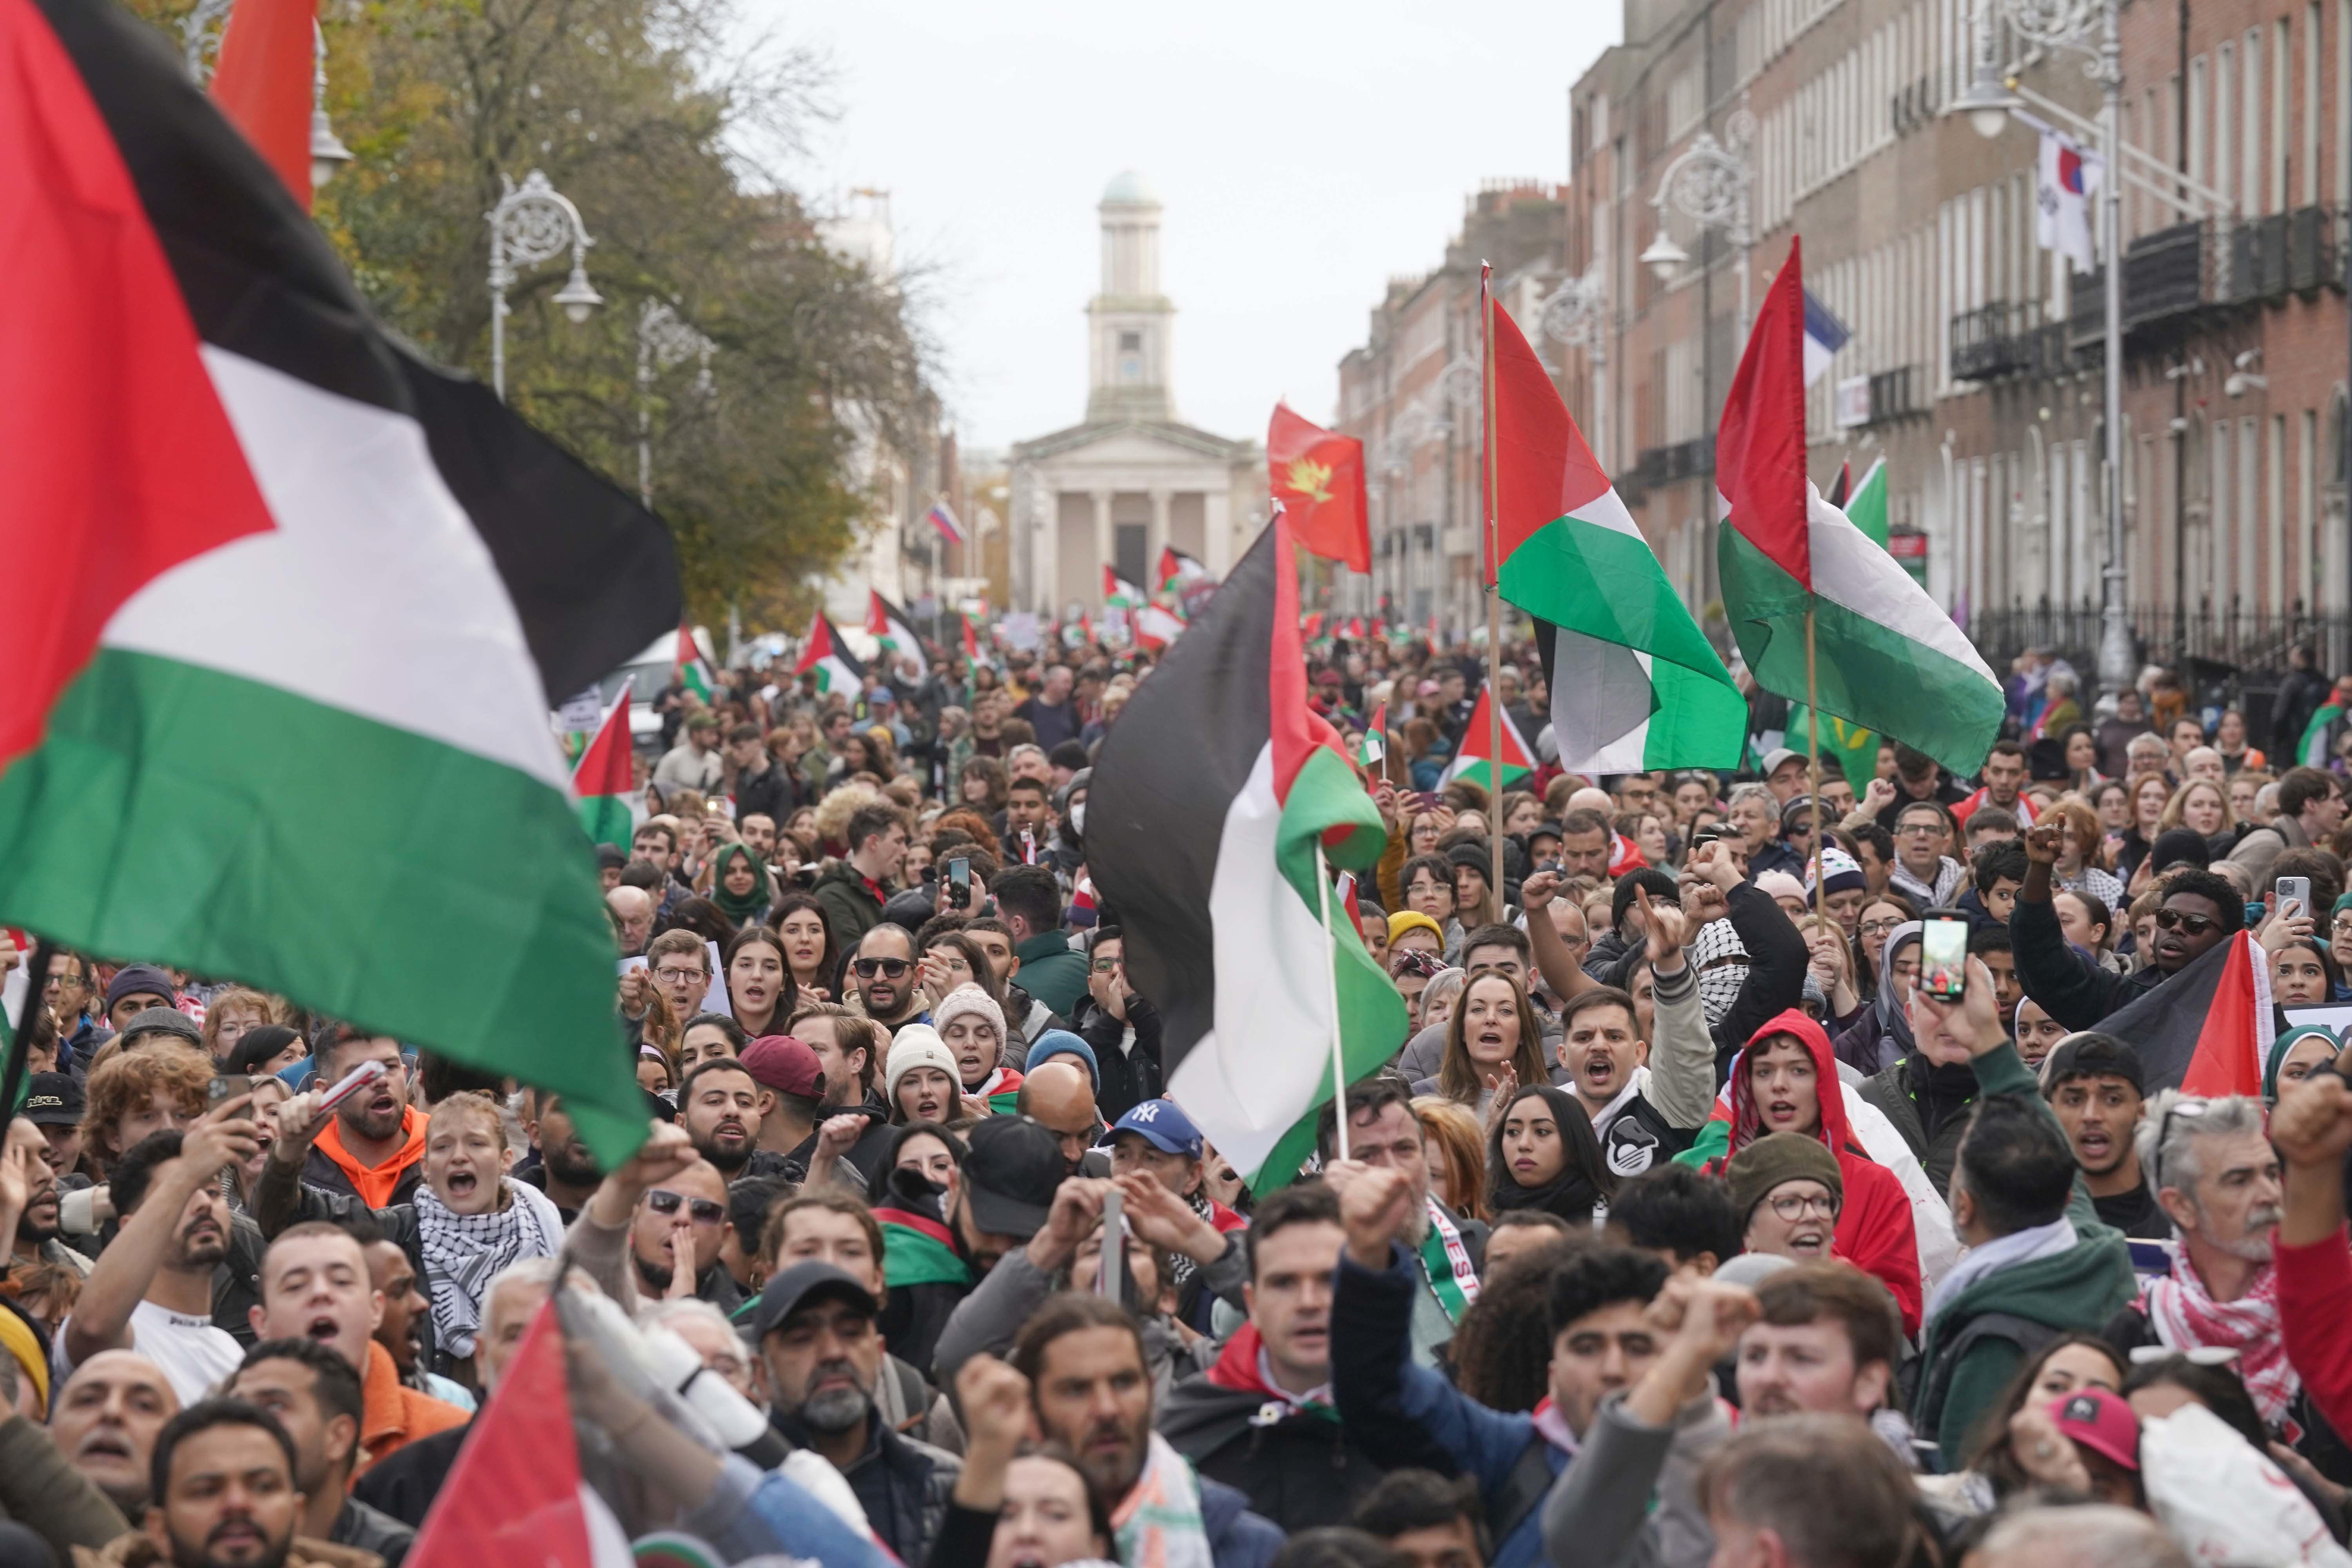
[1316,841,1351,1161]
[1481,262,1504,910]
[1806,606,1825,917]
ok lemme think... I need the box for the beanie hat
[1387,910,1445,948]
[2149,826,2211,874]
[1755,870,1809,906]
[1805,846,1867,897]
[103,964,178,1016]
[884,1026,958,1102]
[933,984,1006,1044]
[1446,842,1492,881]
[1611,868,1681,933]
[1724,1131,1844,1227]
[1024,1029,1100,1091]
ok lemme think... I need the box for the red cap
[2047,1388,2139,1471]
[739,1035,822,1099]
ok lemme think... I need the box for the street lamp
[486,169,602,401]
[308,24,352,191]
[1950,0,2132,692]
[636,298,715,508]
[1542,266,1611,464]
[1642,111,1757,340]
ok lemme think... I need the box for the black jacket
[350,1421,470,1528]
[773,1410,959,1565]
[1712,883,1812,1080]
[735,761,799,826]
[333,1497,416,1567]
[2011,891,2165,1029]
[1070,992,1164,1123]
[873,1168,973,1379]
[1856,1053,1978,1195]
[1157,1373,1391,1532]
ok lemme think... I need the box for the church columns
[1091,490,1114,600]
[1148,489,1170,577]
[1205,489,1232,575]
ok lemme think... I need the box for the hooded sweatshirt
[1705,1010,1923,1335]
[1156,1323,1390,1532]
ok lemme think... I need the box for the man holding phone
[2013,821,2241,1028]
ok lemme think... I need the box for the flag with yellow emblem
[1268,403,1369,573]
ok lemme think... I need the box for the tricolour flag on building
[1269,403,1372,573]
[866,590,929,678]
[672,617,714,701]
[1486,297,1746,773]
[1442,682,1537,791]
[572,678,635,850]
[2036,126,2102,274]
[1800,286,1851,387]
[794,614,866,694]
[1716,242,2003,777]
[927,499,967,546]
[1090,512,1405,1190]
[0,0,673,1165]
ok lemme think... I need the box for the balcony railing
[1864,365,1925,424]
[1970,598,2352,680]
[1633,435,1715,490]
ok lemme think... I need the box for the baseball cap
[1761,748,1806,779]
[22,1073,84,1127]
[745,1260,878,1341]
[2047,1387,2139,1470]
[962,1116,1065,1239]
[103,965,177,1016]
[118,1006,202,1049]
[739,1035,823,1100]
[2039,1032,2145,1098]
[1107,1099,1203,1160]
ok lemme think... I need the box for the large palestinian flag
[1091,513,1406,1191]
[794,613,866,694]
[0,0,675,1165]
[1716,243,2003,777]
[1486,295,1744,773]
[2099,929,2279,1096]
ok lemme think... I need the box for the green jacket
[812,860,885,960]
[1014,930,1089,1018]
[1909,1041,2137,1466]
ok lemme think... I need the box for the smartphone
[1919,918,1970,1003]
[207,1074,253,1120]
[948,857,971,909]
[2277,877,2312,920]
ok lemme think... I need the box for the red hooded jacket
[1711,1009,1922,1334]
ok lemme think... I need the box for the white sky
[751,0,1620,453]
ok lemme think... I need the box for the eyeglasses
[1090,956,1122,973]
[654,966,705,984]
[1766,1191,1839,1221]
[645,1189,726,1225]
[2332,915,2352,934]
[1859,918,1907,936]
[1895,823,1945,838]
[2152,908,2218,935]
[851,957,911,978]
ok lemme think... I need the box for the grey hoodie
[1539,1385,1732,1568]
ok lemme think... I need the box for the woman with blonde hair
[1412,1096,1490,1223]
[2158,775,2238,858]
[813,782,881,855]
[2112,769,2174,886]
[199,987,285,1068]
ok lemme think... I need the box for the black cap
[962,1116,1065,1239]
[2040,1032,2146,1097]
[119,1006,201,1048]
[22,1073,84,1126]
[746,1261,878,1342]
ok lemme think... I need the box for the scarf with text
[1417,1196,1481,1322]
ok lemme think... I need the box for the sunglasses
[645,1189,726,1225]
[2152,908,2217,935]
[851,957,911,978]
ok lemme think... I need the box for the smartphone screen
[1919,918,1969,1002]
[948,857,971,909]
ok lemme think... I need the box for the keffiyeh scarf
[2140,1244,2301,1432]
[415,1178,563,1360]
[1690,918,1749,1027]
[1111,1432,1215,1568]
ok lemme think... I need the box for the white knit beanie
[884,1024,958,1101]
[932,984,1006,1042]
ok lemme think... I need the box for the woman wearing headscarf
[1485,1085,1610,1224]
[708,841,774,928]
[1834,921,1920,1076]
[2266,1025,2341,1103]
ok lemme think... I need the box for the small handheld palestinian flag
[1133,601,1186,650]
[866,589,929,678]
[1103,566,1144,608]
[2297,682,2352,767]
[1443,682,1535,790]
[673,618,714,701]
[794,613,866,694]
[872,1202,973,1288]
[1157,544,1208,593]
[1716,242,2002,776]
[2,0,674,1165]
[1090,511,1405,1191]
[1357,701,1388,768]
[959,612,983,662]
[572,677,635,849]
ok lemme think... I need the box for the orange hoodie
[314,1105,425,1209]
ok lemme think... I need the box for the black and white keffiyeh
[414,1178,563,1359]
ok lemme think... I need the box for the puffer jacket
[768,1411,958,1567]
[1156,1326,1390,1532]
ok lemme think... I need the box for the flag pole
[1481,261,1504,911]
[1316,841,1351,1161]
[1806,606,1824,918]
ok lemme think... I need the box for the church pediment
[1013,419,1256,467]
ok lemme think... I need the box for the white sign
[557,686,604,732]
[1833,375,1872,430]
[1003,612,1042,652]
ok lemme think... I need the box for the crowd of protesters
[4,626,2352,1568]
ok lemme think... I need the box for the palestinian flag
[1357,701,1388,768]
[1845,456,1889,548]
[0,0,672,1166]
[1134,602,1186,650]
[794,613,865,694]
[960,612,983,662]
[1103,566,1144,608]
[1268,404,1372,573]
[2297,691,2352,767]
[1485,292,1745,773]
[1716,243,2003,777]
[672,618,714,701]
[572,678,636,849]
[873,1203,972,1287]
[2100,930,2279,1096]
[971,1065,1025,1116]
[1158,544,1209,593]
[866,589,929,678]
[1442,682,1535,791]
[1091,512,1406,1190]
[1781,706,1882,789]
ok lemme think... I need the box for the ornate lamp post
[635,299,715,508]
[1640,111,1757,341]
[486,170,602,401]
[1541,267,1610,465]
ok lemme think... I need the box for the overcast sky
[750,1,1617,454]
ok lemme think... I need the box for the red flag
[864,589,889,638]
[960,613,980,661]
[1716,242,1814,588]
[209,0,316,211]
[410,1299,606,1560]
[1268,506,1350,804]
[1269,403,1370,573]
[2178,933,2274,1100]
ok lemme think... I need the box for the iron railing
[1971,599,2352,684]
